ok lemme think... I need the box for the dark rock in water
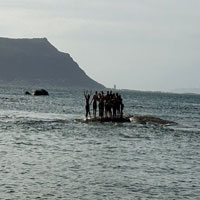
[25,91,31,95]
[33,89,49,96]
[84,117,130,123]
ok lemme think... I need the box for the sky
[0,0,200,91]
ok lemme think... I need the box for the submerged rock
[130,116,177,125]
[78,115,177,126]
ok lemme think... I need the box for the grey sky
[0,0,199,91]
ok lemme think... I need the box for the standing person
[112,93,117,118]
[84,91,91,119]
[101,91,105,117]
[90,91,98,118]
[98,92,104,119]
[108,91,113,118]
[98,92,101,117]
[120,95,124,118]
[104,91,110,118]
[116,93,121,117]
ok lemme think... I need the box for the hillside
[0,37,104,89]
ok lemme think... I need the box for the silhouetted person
[116,92,121,117]
[105,91,110,117]
[90,91,98,118]
[120,96,124,118]
[112,93,117,118]
[84,91,91,119]
[98,92,104,119]
[101,91,105,117]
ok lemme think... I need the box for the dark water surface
[0,86,200,199]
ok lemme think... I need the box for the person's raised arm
[83,91,86,98]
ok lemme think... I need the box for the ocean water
[0,86,200,200]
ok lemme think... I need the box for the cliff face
[0,37,104,89]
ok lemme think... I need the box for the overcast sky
[0,0,199,91]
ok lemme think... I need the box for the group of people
[84,91,124,119]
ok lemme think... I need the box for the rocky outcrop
[77,115,177,126]
[25,91,31,95]
[24,89,49,96]
[83,117,130,123]
[130,115,177,125]
[32,89,49,96]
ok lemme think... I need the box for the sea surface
[0,86,200,200]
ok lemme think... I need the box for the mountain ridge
[0,37,105,89]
